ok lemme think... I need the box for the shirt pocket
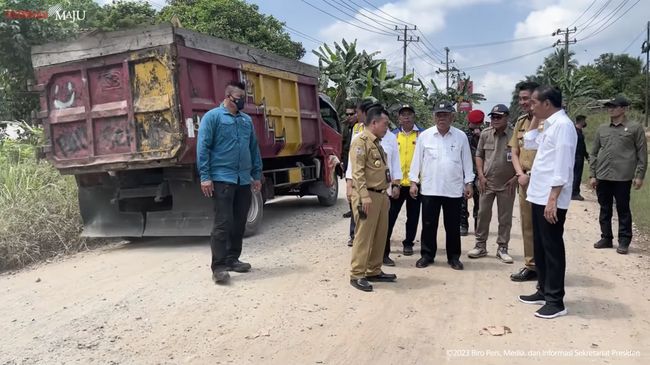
[217,118,237,140]
[369,147,383,167]
[425,146,439,160]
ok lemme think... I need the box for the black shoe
[571,194,584,201]
[347,237,353,247]
[343,210,352,218]
[403,246,414,256]
[416,257,433,268]
[350,278,373,292]
[617,242,630,255]
[448,259,464,270]
[367,272,397,282]
[594,238,613,249]
[212,271,230,284]
[534,304,567,319]
[460,226,469,236]
[510,267,538,282]
[518,292,545,305]
[227,260,251,273]
[383,256,395,266]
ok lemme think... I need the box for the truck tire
[244,190,264,236]
[317,178,339,206]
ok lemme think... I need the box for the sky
[96,0,650,114]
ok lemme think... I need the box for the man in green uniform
[349,105,396,292]
[590,96,647,254]
[509,81,540,282]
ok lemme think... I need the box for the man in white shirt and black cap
[409,101,475,271]
[517,86,577,319]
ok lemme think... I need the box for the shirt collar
[610,117,628,127]
[543,109,566,128]
[433,126,454,136]
[219,102,240,117]
[362,128,378,142]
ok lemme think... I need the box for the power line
[317,0,398,35]
[416,29,447,59]
[346,0,402,28]
[579,0,640,42]
[300,0,395,36]
[284,25,324,44]
[580,0,630,35]
[447,34,551,49]
[622,27,646,53]
[575,0,613,31]
[568,0,599,27]
[360,0,416,27]
[462,46,554,71]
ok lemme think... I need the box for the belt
[368,187,387,194]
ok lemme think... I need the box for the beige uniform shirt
[477,126,516,191]
[508,114,537,172]
[350,129,390,199]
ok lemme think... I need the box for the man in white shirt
[409,101,475,270]
[345,104,402,260]
[517,86,577,320]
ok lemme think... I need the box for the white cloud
[473,71,520,113]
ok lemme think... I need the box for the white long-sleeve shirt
[523,109,577,209]
[409,126,474,198]
[345,127,402,194]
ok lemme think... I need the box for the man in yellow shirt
[386,105,421,258]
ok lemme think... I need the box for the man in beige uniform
[509,81,540,282]
[467,104,518,263]
[349,106,396,292]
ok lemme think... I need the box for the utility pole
[553,27,577,78]
[395,25,419,78]
[641,21,650,128]
[436,47,459,95]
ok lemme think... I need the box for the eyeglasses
[345,112,355,116]
[490,115,505,120]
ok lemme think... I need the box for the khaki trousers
[475,189,516,249]
[350,190,389,280]
[519,183,535,270]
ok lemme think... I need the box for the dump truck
[30,24,343,237]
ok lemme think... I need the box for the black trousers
[460,182,479,229]
[420,195,462,262]
[386,186,421,256]
[210,182,252,273]
[572,158,585,196]
[596,180,633,243]
[531,203,567,307]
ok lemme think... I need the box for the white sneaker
[497,247,513,264]
[467,247,487,258]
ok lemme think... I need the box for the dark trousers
[596,180,633,243]
[531,203,567,307]
[386,186,421,256]
[572,158,585,196]
[460,183,479,229]
[210,182,252,273]
[420,195,462,262]
[349,206,356,239]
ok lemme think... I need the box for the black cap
[432,101,455,113]
[603,96,630,107]
[398,104,415,114]
[487,104,509,116]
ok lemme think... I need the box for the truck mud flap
[143,180,213,236]
[78,186,144,237]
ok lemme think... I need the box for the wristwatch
[391,184,400,189]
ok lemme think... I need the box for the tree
[159,0,305,60]
[88,0,157,32]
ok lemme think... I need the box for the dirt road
[1,182,649,365]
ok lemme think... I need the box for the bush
[0,135,92,271]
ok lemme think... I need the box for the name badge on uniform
[507,150,512,162]
[385,169,391,183]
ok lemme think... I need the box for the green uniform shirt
[589,118,647,181]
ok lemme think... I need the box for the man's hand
[518,174,530,187]
[464,183,473,200]
[200,180,213,197]
[633,178,644,190]
[590,177,598,190]
[409,183,419,199]
[505,175,518,195]
[346,179,353,202]
[252,180,262,193]
[544,198,558,224]
[478,175,487,194]
[390,186,400,199]
[361,196,372,215]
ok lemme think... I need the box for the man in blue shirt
[197,81,263,284]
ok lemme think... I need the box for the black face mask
[231,96,245,111]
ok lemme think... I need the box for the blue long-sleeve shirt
[197,104,262,185]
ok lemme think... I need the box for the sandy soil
[1,181,649,365]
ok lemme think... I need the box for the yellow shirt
[395,127,420,186]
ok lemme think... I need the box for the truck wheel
[317,177,339,206]
[244,190,263,236]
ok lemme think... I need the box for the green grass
[579,111,650,233]
[0,139,94,271]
